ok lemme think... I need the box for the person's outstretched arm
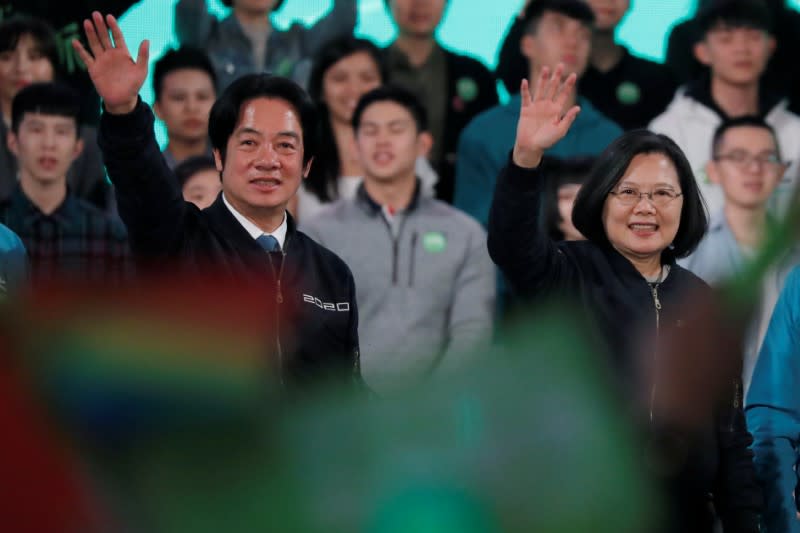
[74,12,189,257]
[487,65,581,297]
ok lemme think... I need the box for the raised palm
[72,12,149,114]
[513,64,581,167]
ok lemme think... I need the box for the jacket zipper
[730,379,741,431]
[266,234,290,385]
[379,213,408,286]
[649,281,662,424]
[409,231,418,287]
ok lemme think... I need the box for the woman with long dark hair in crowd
[488,65,761,532]
[293,35,436,221]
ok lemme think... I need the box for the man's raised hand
[512,64,581,168]
[72,12,149,115]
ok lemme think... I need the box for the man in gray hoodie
[302,85,495,393]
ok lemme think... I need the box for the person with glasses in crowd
[488,64,761,533]
[679,117,788,395]
[680,117,787,286]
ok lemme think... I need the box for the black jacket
[488,157,762,533]
[437,49,498,203]
[97,100,360,386]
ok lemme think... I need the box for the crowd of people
[3,0,800,530]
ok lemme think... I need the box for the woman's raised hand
[512,64,581,168]
[72,12,149,115]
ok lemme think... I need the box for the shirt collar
[387,42,444,71]
[222,193,287,249]
[11,186,79,230]
[356,179,422,215]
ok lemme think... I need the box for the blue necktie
[257,234,280,253]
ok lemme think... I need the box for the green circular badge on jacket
[423,232,447,253]
[456,77,478,102]
[616,81,641,105]
[276,58,295,77]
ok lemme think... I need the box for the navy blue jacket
[98,100,360,386]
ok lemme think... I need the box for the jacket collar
[10,185,80,231]
[355,179,422,216]
[597,239,682,289]
[204,194,299,254]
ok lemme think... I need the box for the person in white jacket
[649,0,800,217]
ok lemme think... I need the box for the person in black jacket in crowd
[383,0,498,203]
[488,64,761,532]
[73,12,361,387]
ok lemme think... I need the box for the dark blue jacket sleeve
[486,155,578,298]
[97,100,190,258]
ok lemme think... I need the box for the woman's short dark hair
[208,74,316,166]
[305,35,386,203]
[0,15,59,74]
[571,130,708,261]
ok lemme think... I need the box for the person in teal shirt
[0,222,27,297]
[747,265,800,533]
[453,0,621,229]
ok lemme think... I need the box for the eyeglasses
[608,187,683,206]
[714,151,785,170]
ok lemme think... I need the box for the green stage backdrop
[117,0,796,145]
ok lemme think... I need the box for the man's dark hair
[208,74,317,165]
[221,0,285,9]
[11,82,81,134]
[697,0,773,37]
[711,115,781,159]
[522,0,595,34]
[153,47,217,101]
[0,15,59,74]
[572,130,708,260]
[174,155,218,189]
[352,85,428,133]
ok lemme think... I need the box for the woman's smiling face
[602,152,684,264]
